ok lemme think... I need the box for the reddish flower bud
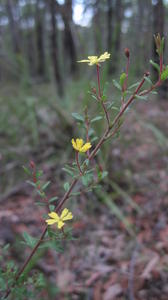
[30,160,35,169]
[92,87,97,94]
[124,48,130,58]
[144,71,150,77]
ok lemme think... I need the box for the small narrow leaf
[22,232,37,248]
[144,76,153,85]
[42,181,51,191]
[49,196,58,203]
[120,72,126,87]
[62,167,74,176]
[112,79,122,91]
[128,82,140,90]
[64,182,70,191]
[49,205,55,211]
[149,59,160,72]
[135,95,148,101]
[26,180,36,188]
[91,116,103,123]
[22,166,31,175]
[72,112,84,122]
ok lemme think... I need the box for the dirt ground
[0,98,168,300]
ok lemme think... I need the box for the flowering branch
[4,39,168,298]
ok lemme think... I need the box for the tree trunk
[49,0,63,97]
[93,0,103,53]
[6,0,21,54]
[107,0,114,74]
[153,0,164,76]
[152,0,167,96]
[35,0,46,78]
[111,0,122,73]
[61,0,77,75]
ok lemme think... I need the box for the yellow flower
[78,51,110,66]
[71,138,92,153]
[46,208,73,229]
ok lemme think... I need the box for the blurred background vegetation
[0,0,167,199]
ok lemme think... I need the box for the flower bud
[92,87,97,94]
[30,160,35,169]
[124,48,130,58]
[144,71,150,77]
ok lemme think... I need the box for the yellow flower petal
[80,142,92,153]
[78,59,90,63]
[98,52,110,62]
[62,212,73,221]
[57,220,65,229]
[48,212,59,221]
[60,208,69,219]
[76,138,84,149]
[71,138,78,151]
[61,208,73,221]
[46,219,57,225]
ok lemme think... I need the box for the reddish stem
[96,64,101,98]
[124,55,130,91]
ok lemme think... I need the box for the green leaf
[128,82,140,90]
[62,167,74,176]
[26,180,36,188]
[36,170,43,178]
[101,94,107,102]
[37,189,45,198]
[90,94,98,102]
[144,76,153,85]
[101,171,108,179]
[135,95,148,101]
[112,79,122,91]
[91,116,103,123]
[72,112,84,122]
[22,232,37,248]
[161,67,168,81]
[111,106,119,111]
[49,196,58,203]
[88,128,95,136]
[85,159,90,167]
[49,205,55,211]
[22,166,31,175]
[64,182,70,191]
[42,181,51,191]
[150,59,160,72]
[120,72,126,87]
[82,173,93,186]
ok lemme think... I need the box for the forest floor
[0,97,168,300]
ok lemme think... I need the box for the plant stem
[96,64,101,98]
